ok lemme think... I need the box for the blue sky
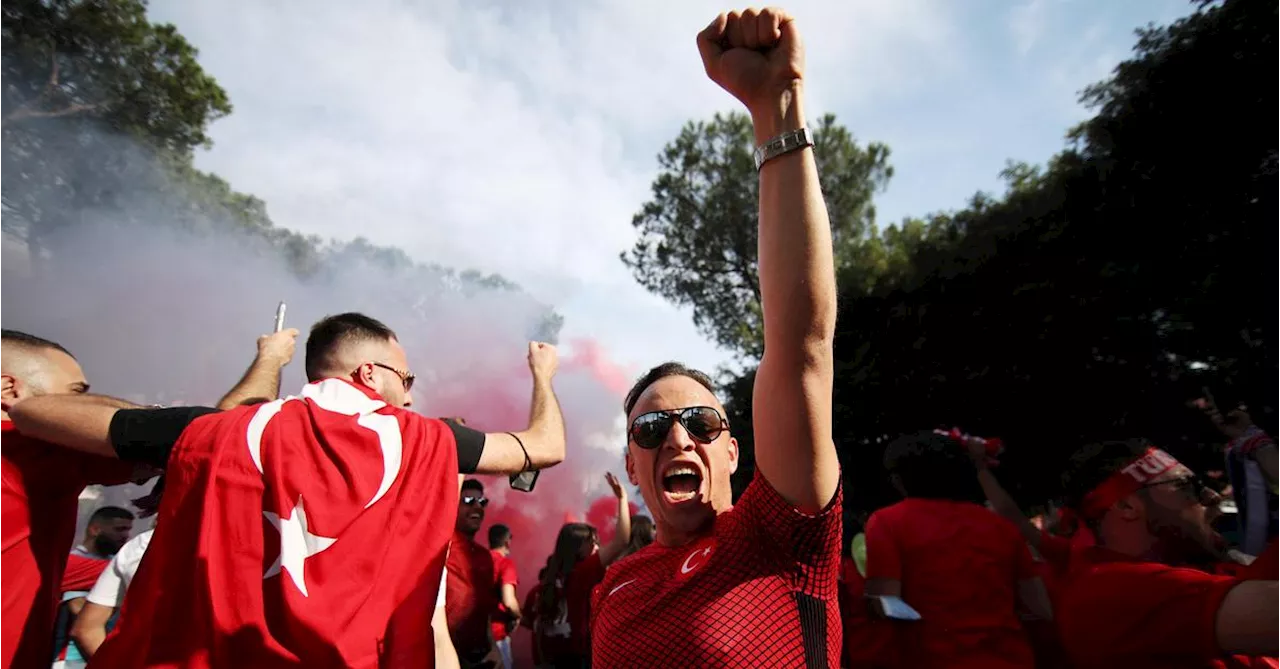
[148,0,1192,378]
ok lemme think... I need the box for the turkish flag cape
[94,379,460,668]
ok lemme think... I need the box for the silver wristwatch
[753,127,814,171]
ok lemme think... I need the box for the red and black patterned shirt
[591,471,842,668]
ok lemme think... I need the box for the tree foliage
[700,0,1275,513]
[1,0,561,340]
[623,112,892,359]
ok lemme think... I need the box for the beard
[92,534,126,557]
[1147,513,1225,568]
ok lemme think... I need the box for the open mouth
[661,463,704,503]
[467,512,483,522]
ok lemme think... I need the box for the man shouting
[10,312,566,667]
[591,8,844,668]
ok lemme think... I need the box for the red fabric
[839,556,897,668]
[592,472,843,668]
[88,379,460,668]
[61,553,111,593]
[445,533,497,656]
[864,498,1037,669]
[1058,546,1279,668]
[489,549,518,642]
[566,551,604,655]
[1,419,135,669]
[1242,541,1278,579]
[1079,447,1180,520]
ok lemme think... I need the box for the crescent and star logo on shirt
[607,543,716,599]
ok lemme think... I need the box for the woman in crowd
[535,473,631,668]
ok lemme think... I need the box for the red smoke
[419,337,640,667]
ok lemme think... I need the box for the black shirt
[108,406,487,472]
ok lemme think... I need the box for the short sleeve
[85,556,126,608]
[863,510,902,581]
[497,558,519,587]
[734,470,843,598]
[1059,560,1241,664]
[110,406,220,469]
[443,420,486,474]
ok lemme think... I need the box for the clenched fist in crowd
[697,7,804,122]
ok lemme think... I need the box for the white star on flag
[263,495,336,597]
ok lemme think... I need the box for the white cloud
[145,0,956,374]
[1009,0,1050,56]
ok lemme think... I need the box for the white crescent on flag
[245,379,406,596]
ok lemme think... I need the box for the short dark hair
[883,430,981,502]
[304,313,397,381]
[488,523,511,548]
[461,479,484,494]
[1,329,74,358]
[1061,439,1151,511]
[623,362,717,415]
[88,506,134,525]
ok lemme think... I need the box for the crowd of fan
[2,6,1277,669]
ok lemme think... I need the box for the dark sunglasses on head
[372,362,416,392]
[629,406,728,450]
[462,495,489,508]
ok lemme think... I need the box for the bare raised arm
[697,8,838,512]
[473,342,567,475]
[597,472,634,567]
[216,329,298,410]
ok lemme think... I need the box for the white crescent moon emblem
[245,380,405,510]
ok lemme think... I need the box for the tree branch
[2,46,103,127]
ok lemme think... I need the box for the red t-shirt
[592,472,843,668]
[566,551,605,655]
[490,549,518,642]
[1058,546,1280,669]
[445,532,497,655]
[865,497,1037,669]
[1,420,135,669]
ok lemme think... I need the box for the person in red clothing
[539,473,631,669]
[1056,438,1279,668]
[447,479,500,667]
[963,434,1076,669]
[0,330,142,669]
[591,8,843,669]
[864,430,1052,669]
[487,523,521,669]
[9,314,567,668]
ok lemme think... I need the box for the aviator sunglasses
[461,495,489,508]
[628,406,728,450]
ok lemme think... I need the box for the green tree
[622,112,892,359]
[711,0,1275,516]
[2,0,231,243]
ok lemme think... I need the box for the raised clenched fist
[696,7,805,115]
[527,341,559,381]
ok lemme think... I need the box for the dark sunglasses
[628,406,728,450]
[462,495,489,508]
[1140,475,1214,503]
[372,362,416,392]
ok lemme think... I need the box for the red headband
[1076,447,1181,520]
